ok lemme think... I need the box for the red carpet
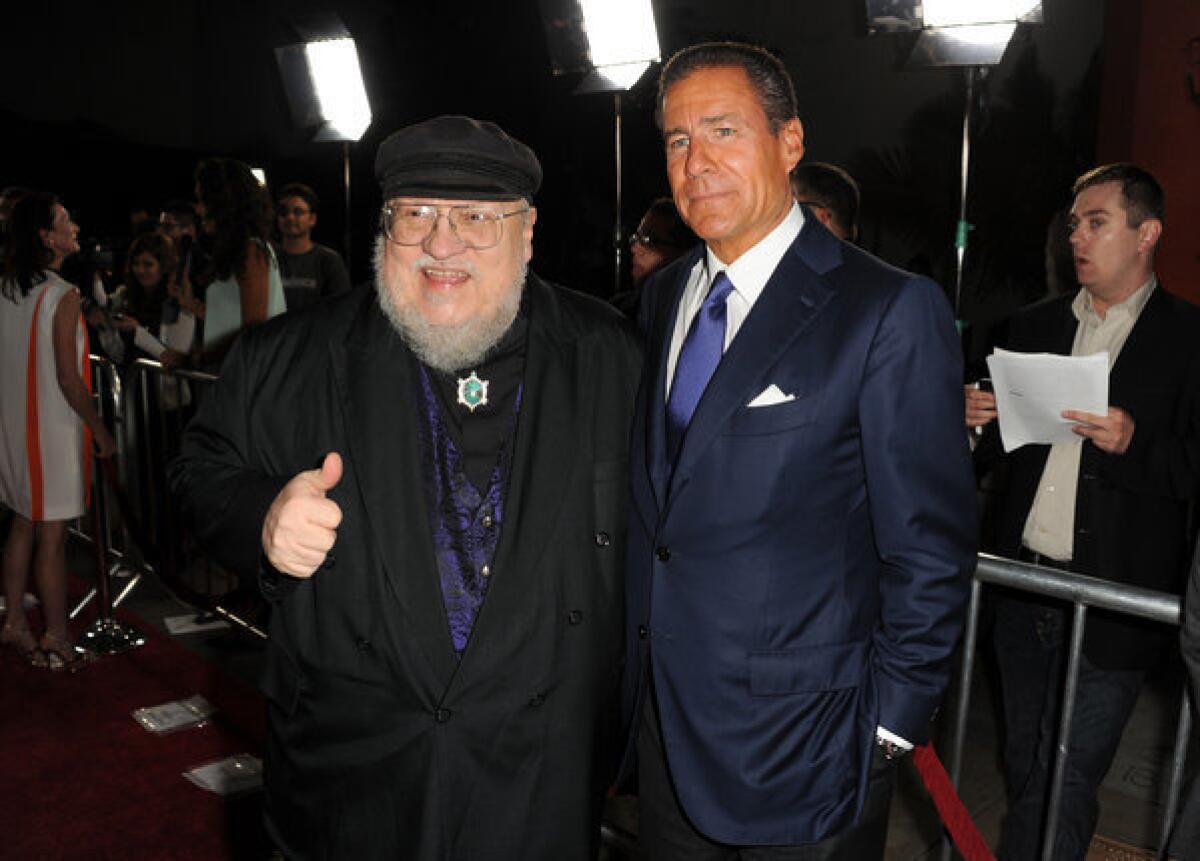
[0,599,269,860]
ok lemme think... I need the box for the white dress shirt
[665,204,805,399]
[1022,277,1156,560]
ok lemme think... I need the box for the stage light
[304,37,372,142]
[923,0,1040,28]
[941,22,1019,48]
[579,0,659,89]
[250,168,267,186]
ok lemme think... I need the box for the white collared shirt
[664,204,805,399]
[1022,276,1157,560]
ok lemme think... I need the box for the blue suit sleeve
[857,276,978,744]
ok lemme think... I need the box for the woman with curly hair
[193,158,286,364]
[0,192,117,669]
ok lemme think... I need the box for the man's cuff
[876,726,913,750]
[259,552,303,602]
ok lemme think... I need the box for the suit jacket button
[355,637,372,652]
[655,546,671,562]
[594,531,611,547]
[638,625,649,639]
[529,693,545,707]
[434,707,452,724]
[568,610,584,625]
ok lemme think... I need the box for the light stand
[539,0,660,296]
[868,0,1043,315]
[275,21,372,276]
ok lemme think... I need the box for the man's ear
[780,118,805,173]
[522,207,537,262]
[1137,218,1162,253]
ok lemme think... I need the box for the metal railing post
[946,555,1189,860]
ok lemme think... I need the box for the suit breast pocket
[724,393,820,437]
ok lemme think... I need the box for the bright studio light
[580,0,660,89]
[250,167,267,186]
[923,0,1040,28]
[943,22,1018,48]
[305,38,372,141]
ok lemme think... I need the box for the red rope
[912,742,996,861]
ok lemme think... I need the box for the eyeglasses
[381,202,529,250]
[278,206,312,217]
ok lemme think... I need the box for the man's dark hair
[1072,163,1165,228]
[790,163,860,239]
[161,198,196,226]
[639,197,696,250]
[277,182,320,214]
[656,42,798,134]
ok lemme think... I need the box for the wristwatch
[875,736,911,761]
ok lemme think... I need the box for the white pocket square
[747,384,796,408]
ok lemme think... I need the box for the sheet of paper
[985,348,1109,452]
[184,754,262,796]
[133,695,215,734]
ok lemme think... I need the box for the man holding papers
[966,164,1200,860]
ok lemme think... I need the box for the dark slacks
[993,593,1144,861]
[636,685,896,860]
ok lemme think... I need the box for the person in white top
[0,192,116,670]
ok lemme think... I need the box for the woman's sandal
[1,623,44,666]
[38,632,93,673]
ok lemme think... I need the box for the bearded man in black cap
[171,116,641,859]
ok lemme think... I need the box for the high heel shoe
[38,632,93,673]
[1,623,43,666]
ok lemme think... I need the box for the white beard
[373,235,525,374]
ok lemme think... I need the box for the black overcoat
[171,275,642,859]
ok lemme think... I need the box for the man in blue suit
[624,42,978,857]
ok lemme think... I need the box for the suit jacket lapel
[329,299,458,683]
[668,225,837,502]
[1110,285,1167,394]
[645,250,702,509]
[456,279,576,674]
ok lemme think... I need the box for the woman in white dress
[0,192,117,669]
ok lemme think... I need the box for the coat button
[528,693,545,707]
[480,564,491,578]
[355,637,372,652]
[568,610,583,625]
[594,531,611,547]
[655,546,671,561]
[638,625,649,639]
[434,707,452,723]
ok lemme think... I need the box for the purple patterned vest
[414,365,522,656]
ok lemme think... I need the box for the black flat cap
[375,115,542,203]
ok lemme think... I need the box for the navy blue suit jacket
[623,215,978,845]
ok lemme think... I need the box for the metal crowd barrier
[74,354,266,640]
[942,553,1189,861]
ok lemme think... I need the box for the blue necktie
[666,271,735,461]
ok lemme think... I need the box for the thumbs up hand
[262,452,344,578]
